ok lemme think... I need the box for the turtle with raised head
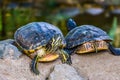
[65,18,120,55]
[14,22,72,75]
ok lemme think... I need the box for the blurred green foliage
[0,7,69,39]
[109,17,117,39]
[0,8,37,39]
[0,0,120,47]
[0,10,2,31]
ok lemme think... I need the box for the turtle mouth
[76,40,108,54]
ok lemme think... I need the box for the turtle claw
[30,55,40,75]
[65,55,72,65]
[60,50,72,65]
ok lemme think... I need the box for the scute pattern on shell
[65,25,112,48]
[14,22,65,50]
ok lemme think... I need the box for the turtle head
[67,18,77,31]
[46,34,72,65]
[46,34,63,53]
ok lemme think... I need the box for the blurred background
[0,0,120,47]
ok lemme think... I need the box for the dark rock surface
[0,39,22,59]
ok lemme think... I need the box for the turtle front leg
[30,55,39,75]
[59,50,72,65]
[30,48,46,75]
[108,43,120,55]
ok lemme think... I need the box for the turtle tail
[108,43,120,55]
[67,18,77,31]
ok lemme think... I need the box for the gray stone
[0,39,15,44]
[48,64,84,80]
[0,39,22,59]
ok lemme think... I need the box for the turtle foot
[60,50,72,65]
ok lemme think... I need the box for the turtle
[14,22,72,75]
[64,18,120,55]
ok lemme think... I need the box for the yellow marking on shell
[23,49,35,56]
[76,41,108,54]
[24,49,35,53]
[23,50,29,54]
[29,50,35,53]
[23,46,42,54]
[96,41,108,50]
[92,42,98,53]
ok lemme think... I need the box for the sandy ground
[0,50,120,80]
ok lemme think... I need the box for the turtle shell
[14,22,65,50]
[65,25,112,49]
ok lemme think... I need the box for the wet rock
[0,39,22,59]
[48,64,84,80]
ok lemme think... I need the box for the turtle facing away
[65,18,120,55]
[14,22,72,75]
